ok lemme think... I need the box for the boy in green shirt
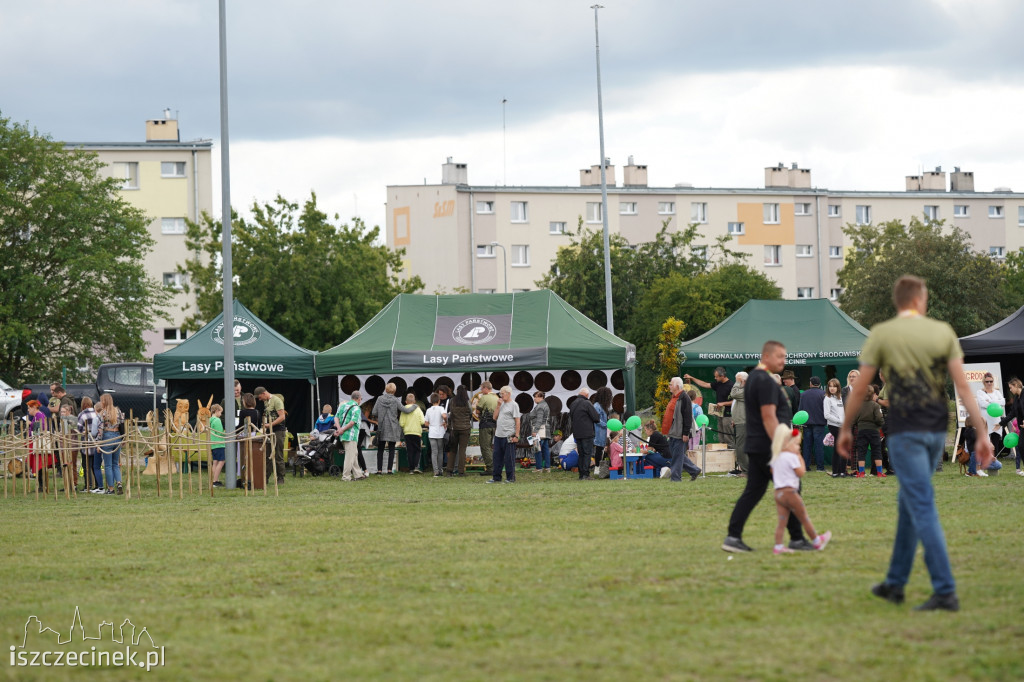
[209,404,226,487]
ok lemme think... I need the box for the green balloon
[606,418,623,431]
[1004,433,1019,449]
[696,414,709,428]
[987,402,1004,418]
[792,410,809,426]
[625,415,642,431]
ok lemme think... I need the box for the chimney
[441,158,468,185]
[906,175,923,191]
[765,163,811,189]
[581,161,616,187]
[950,167,974,192]
[623,156,648,187]
[145,110,179,142]
[921,167,946,191]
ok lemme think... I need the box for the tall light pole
[218,0,236,488]
[502,98,507,186]
[591,4,614,334]
[490,241,508,293]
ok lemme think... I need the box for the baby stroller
[295,431,341,477]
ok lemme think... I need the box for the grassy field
[1,464,1021,681]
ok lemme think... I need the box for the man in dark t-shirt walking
[722,341,809,553]
[685,368,735,448]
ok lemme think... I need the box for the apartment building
[386,159,1024,302]
[66,113,213,358]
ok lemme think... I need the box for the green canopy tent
[153,300,318,434]
[678,299,870,385]
[315,290,637,418]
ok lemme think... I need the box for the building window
[476,244,495,258]
[161,161,186,178]
[829,246,842,258]
[691,202,708,223]
[830,288,842,301]
[797,287,814,299]
[478,288,496,294]
[658,201,675,215]
[827,204,840,217]
[162,272,187,290]
[163,327,186,343]
[855,205,872,225]
[924,205,939,221]
[619,202,637,215]
[512,288,530,293]
[763,203,780,224]
[764,245,781,266]
[990,246,1006,259]
[476,201,494,214]
[549,221,566,235]
[796,244,813,258]
[510,201,528,223]
[1018,206,1024,225]
[111,162,139,190]
[161,217,186,234]
[794,203,811,216]
[692,246,707,261]
[988,205,1004,218]
[586,202,603,223]
[511,244,530,266]
[727,222,745,236]
[954,205,969,218]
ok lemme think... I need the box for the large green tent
[153,300,318,433]
[316,290,637,412]
[678,299,869,381]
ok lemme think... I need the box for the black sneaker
[721,536,753,553]
[914,592,959,612]
[788,539,816,551]
[690,472,700,481]
[871,582,906,605]
[115,483,123,495]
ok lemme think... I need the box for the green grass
[1,465,1021,681]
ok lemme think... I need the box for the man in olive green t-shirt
[255,386,287,484]
[473,382,499,473]
[838,275,992,612]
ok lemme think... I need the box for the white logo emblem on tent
[212,316,262,346]
[453,317,498,345]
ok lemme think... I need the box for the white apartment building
[66,113,213,358]
[386,159,1024,302]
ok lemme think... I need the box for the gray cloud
[2,0,1022,144]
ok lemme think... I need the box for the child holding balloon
[770,424,832,554]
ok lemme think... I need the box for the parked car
[15,362,166,420]
[0,378,22,420]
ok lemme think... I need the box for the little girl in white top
[770,424,832,555]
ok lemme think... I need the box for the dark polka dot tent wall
[315,290,637,419]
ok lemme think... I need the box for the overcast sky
[4,0,1024,231]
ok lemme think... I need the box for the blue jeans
[89,449,103,489]
[668,437,700,481]
[100,430,122,488]
[885,432,955,595]
[644,451,670,469]
[969,451,1003,474]
[802,424,826,470]
[491,436,516,481]
[534,438,550,469]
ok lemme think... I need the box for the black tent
[959,305,1024,388]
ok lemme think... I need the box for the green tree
[1001,248,1024,306]
[837,217,1013,336]
[536,220,779,407]
[0,114,168,384]
[179,194,423,350]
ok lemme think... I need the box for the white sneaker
[1017,470,1024,477]
[976,470,989,477]
[660,467,671,479]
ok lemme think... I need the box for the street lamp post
[490,241,508,293]
[218,0,236,488]
[591,4,614,334]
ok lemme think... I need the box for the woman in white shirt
[974,372,1005,470]
[823,378,846,477]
